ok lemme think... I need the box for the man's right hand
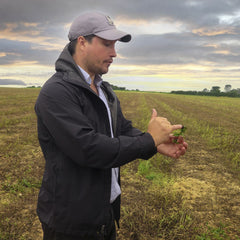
[147,109,182,146]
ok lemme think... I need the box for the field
[0,88,240,239]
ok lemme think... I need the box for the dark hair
[84,34,95,43]
[68,39,78,56]
[68,34,96,56]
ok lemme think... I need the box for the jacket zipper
[101,225,106,240]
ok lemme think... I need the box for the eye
[103,41,112,47]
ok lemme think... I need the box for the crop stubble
[118,91,240,239]
[0,88,239,239]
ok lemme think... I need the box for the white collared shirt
[78,66,121,203]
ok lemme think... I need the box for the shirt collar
[78,66,103,87]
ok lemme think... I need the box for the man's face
[83,36,117,76]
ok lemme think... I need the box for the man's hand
[157,136,188,159]
[147,109,182,146]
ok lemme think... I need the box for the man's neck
[73,54,96,82]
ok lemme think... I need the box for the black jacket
[35,44,157,237]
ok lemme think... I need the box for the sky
[0,0,240,92]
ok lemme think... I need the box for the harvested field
[0,88,239,239]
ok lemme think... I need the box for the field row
[0,88,239,239]
[117,91,240,239]
[117,91,240,170]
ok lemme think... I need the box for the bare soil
[1,89,240,239]
[172,137,240,238]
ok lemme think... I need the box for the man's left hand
[157,136,188,159]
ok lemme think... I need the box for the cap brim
[95,29,131,42]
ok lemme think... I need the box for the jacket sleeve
[35,82,157,169]
[118,102,144,137]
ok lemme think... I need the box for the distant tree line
[111,84,126,91]
[27,86,41,88]
[171,85,240,97]
[111,84,140,92]
[26,85,142,92]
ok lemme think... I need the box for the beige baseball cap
[68,11,131,42]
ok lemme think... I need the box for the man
[35,11,187,240]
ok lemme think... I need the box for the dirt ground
[31,145,240,239]
[1,89,240,239]
[172,137,240,238]
[34,93,240,239]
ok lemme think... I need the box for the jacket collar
[55,44,89,89]
[77,65,103,88]
[55,43,115,103]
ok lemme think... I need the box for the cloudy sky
[1,0,240,92]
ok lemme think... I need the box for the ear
[77,36,88,50]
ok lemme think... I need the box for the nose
[111,47,117,58]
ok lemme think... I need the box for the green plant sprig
[173,126,187,143]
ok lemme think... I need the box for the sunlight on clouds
[107,62,240,91]
[192,27,236,36]
[1,10,240,92]
[0,22,65,51]
[105,74,213,92]
[203,43,218,49]
[0,61,51,71]
[110,64,147,75]
[185,1,203,7]
[0,52,21,57]
[115,53,128,60]
[110,63,214,77]
[220,39,240,46]
[203,43,234,56]
[177,64,212,72]
[115,17,186,35]
[0,53,7,57]
[64,23,72,30]
[3,22,41,36]
[1,59,239,91]
[22,22,40,27]
[0,62,54,86]
[213,50,231,55]
[218,11,240,24]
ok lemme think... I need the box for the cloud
[116,32,240,67]
[0,39,61,66]
[1,0,240,91]
[1,0,240,25]
[0,79,26,85]
[0,22,67,49]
